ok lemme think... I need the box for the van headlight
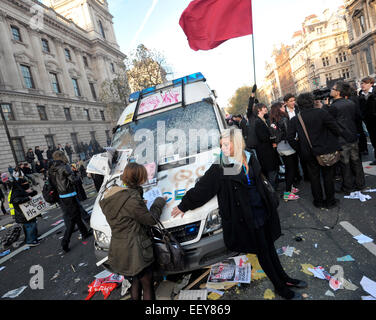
[93,230,111,249]
[203,209,222,235]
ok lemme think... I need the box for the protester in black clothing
[35,161,47,180]
[269,103,300,201]
[232,114,248,140]
[287,93,341,209]
[254,103,279,189]
[35,146,45,163]
[171,128,306,300]
[329,81,366,193]
[25,148,36,172]
[284,93,308,183]
[358,77,376,165]
[48,151,91,252]
[46,146,54,161]
[9,178,39,245]
[65,143,73,164]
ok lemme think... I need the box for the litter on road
[1,285,28,299]
[325,290,335,297]
[0,249,10,257]
[360,276,376,298]
[178,289,207,300]
[344,191,371,202]
[353,234,374,244]
[337,255,355,262]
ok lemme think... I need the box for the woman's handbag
[150,213,185,272]
[297,114,340,167]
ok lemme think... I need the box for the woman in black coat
[287,93,340,209]
[172,128,306,300]
[254,103,280,189]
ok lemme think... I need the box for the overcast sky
[108,0,345,108]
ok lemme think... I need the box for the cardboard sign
[19,194,50,221]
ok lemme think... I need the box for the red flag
[179,0,253,51]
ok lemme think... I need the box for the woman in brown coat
[99,163,166,300]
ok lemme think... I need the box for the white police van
[90,72,236,273]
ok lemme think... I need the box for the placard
[19,194,50,221]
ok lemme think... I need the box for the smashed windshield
[112,100,220,165]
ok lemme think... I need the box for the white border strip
[340,221,376,257]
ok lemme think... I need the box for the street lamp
[0,105,18,166]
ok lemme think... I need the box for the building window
[105,130,110,141]
[11,26,21,42]
[83,56,89,68]
[64,107,72,121]
[110,62,115,73]
[325,73,332,82]
[335,36,344,47]
[317,27,323,34]
[336,52,347,64]
[50,73,61,94]
[364,47,374,75]
[85,109,91,121]
[41,39,50,53]
[89,82,97,100]
[359,15,366,33]
[37,105,48,120]
[98,20,106,39]
[20,65,35,89]
[72,78,81,96]
[322,57,330,67]
[90,131,96,140]
[11,137,25,162]
[100,110,105,121]
[65,48,72,61]
[45,135,55,150]
[1,104,15,121]
[342,69,350,79]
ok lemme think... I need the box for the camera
[312,88,331,101]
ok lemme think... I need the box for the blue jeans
[23,220,38,244]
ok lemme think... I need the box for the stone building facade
[289,7,355,95]
[344,0,376,81]
[0,0,126,171]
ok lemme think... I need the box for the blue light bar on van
[128,72,205,102]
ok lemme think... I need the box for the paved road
[1,156,376,301]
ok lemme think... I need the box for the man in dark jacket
[46,146,54,161]
[25,148,36,173]
[358,76,376,165]
[48,151,91,253]
[287,93,340,209]
[65,143,73,164]
[232,114,248,139]
[9,178,39,246]
[34,146,45,162]
[245,85,259,156]
[329,81,365,193]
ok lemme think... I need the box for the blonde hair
[220,128,247,172]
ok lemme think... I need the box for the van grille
[168,221,201,243]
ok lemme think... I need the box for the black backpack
[42,179,59,204]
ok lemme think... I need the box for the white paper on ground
[1,285,28,298]
[325,290,335,297]
[178,289,207,300]
[284,246,295,257]
[360,276,376,298]
[354,234,374,244]
[361,295,376,300]
[308,267,326,280]
[94,270,112,279]
[344,191,372,202]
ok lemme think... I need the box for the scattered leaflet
[353,234,373,244]
[344,191,371,202]
[360,276,376,298]
[207,255,251,285]
[1,285,27,298]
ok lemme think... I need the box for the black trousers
[365,118,376,159]
[59,196,89,249]
[339,142,366,192]
[281,153,299,192]
[306,160,335,206]
[254,225,291,290]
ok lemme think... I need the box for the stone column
[54,39,75,98]
[29,29,52,95]
[74,48,92,100]
[0,11,23,89]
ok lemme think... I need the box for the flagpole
[251,1,256,85]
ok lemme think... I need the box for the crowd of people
[226,78,374,209]
[0,140,103,250]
